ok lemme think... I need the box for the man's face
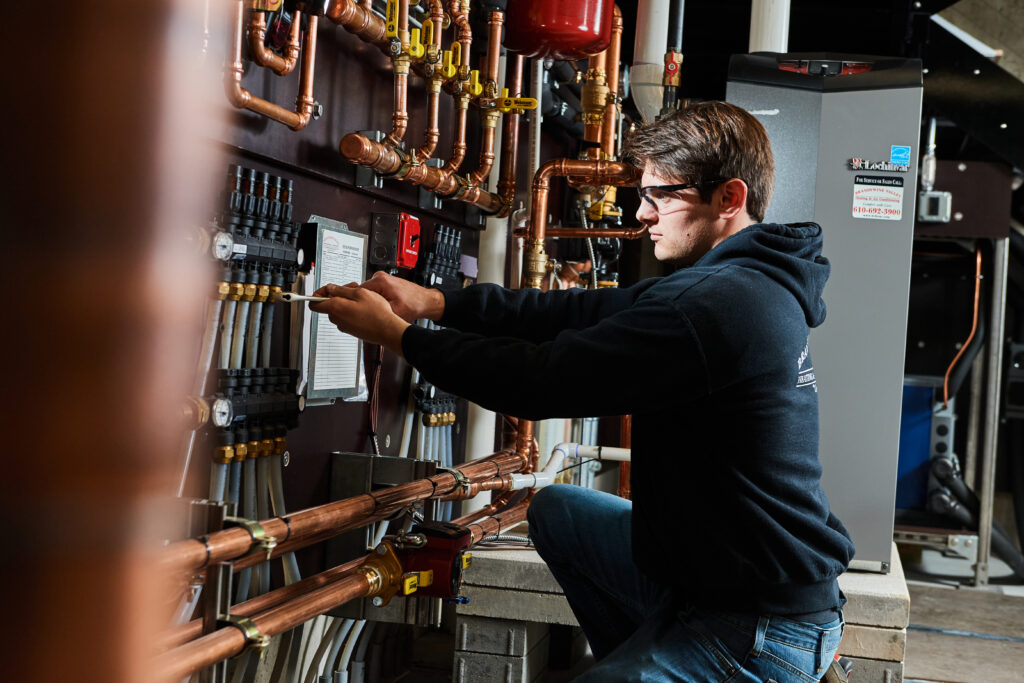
[636,168,723,267]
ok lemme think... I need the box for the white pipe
[749,0,790,53]
[415,415,425,461]
[323,619,355,680]
[195,298,223,395]
[542,442,632,474]
[305,618,342,683]
[208,461,228,502]
[219,299,237,369]
[398,367,419,458]
[335,620,367,680]
[245,296,263,368]
[256,456,271,594]
[632,0,670,123]
[268,453,302,584]
[260,301,275,368]
[348,621,378,683]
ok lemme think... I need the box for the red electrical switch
[397,212,420,270]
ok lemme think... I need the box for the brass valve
[523,239,549,290]
[663,50,683,88]
[360,541,406,607]
[467,70,483,97]
[498,88,539,114]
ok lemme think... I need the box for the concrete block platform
[458,543,910,682]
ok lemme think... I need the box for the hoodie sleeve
[405,293,709,419]
[440,279,660,343]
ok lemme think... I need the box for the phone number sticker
[852,174,904,221]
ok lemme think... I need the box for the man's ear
[717,178,748,219]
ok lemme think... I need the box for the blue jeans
[528,485,844,682]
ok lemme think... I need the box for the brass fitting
[259,438,274,457]
[269,285,282,301]
[228,282,245,301]
[581,68,609,126]
[214,445,235,465]
[234,443,249,462]
[587,186,621,221]
[242,283,258,302]
[393,52,411,76]
[256,284,270,303]
[663,51,683,88]
[273,436,287,455]
[217,281,231,301]
[360,541,405,606]
[481,108,501,129]
[247,440,260,458]
[523,239,548,290]
[447,412,456,426]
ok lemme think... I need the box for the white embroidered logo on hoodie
[797,340,817,392]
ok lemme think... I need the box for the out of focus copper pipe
[498,54,525,204]
[452,490,516,526]
[156,567,373,680]
[437,475,513,501]
[601,6,623,159]
[522,159,641,288]
[618,415,632,499]
[162,450,524,576]
[158,556,365,651]
[326,0,389,48]
[514,225,647,239]
[226,0,319,131]
[248,8,301,76]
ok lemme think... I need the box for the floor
[901,547,1024,683]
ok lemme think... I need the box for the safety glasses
[636,178,728,214]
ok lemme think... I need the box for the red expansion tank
[503,0,615,60]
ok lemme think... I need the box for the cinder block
[463,549,565,594]
[458,584,578,626]
[838,624,906,662]
[838,544,910,629]
[452,633,550,683]
[456,615,549,657]
[841,654,903,683]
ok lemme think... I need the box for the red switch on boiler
[397,212,420,269]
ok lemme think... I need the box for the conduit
[226,0,320,131]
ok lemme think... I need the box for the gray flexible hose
[268,453,302,584]
[305,618,342,683]
[261,302,275,368]
[195,298,223,394]
[324,619,356,679]
[208,462,228,503]
[230,301,250,369]
[335,620,368,680]
[227,460,242,508]
[245,297,264,369]
[219,299,237,369]
[348,621,378,683]
[256,456,271,594]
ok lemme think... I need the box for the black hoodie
[402,222,856,617]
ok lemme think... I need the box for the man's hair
[622,101,775,222]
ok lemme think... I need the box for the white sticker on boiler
[852,175,904,221]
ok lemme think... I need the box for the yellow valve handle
[385,0,399,39]
[409,28,425,59]
[498,88,539,113]
[250,0,282,10]
[468,70,483,97]
[440,43,459,79]
[422,19,434,51]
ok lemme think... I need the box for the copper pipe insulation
[157,556,365,652]
[514,225,648,240]
[248,8,302,76]
[498,54,525,204]
[326,0,389,48]
[156,566,374,680]
[601,6,623,159]
[162,450,525,576]
[226,0,319,131]
[944,248,983,407]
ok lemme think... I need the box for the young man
[311,101,855,682]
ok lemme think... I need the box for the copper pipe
[437,475,513,501]
[463,501,529,543]
[158,556,365,651]
[582,49,608,160]
[226,0,319,131]
[601,6,623,159]
[465,11,504,187]
[410,0,446,163]
[514,225,647,240]
[340,131,404,176]
[452,490,516,526]
[248,9,301,76]
[157,568,373,680]
[618,414,632,499]
[529,159,641,244]
[443,101,470,175]
[382,0,411,147]
[498,54,525,204]
[326,0,389,47]
[449,0,472,79]
[162,450,525,576]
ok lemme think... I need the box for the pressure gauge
[212,232,234,261]
[211,398,233,428]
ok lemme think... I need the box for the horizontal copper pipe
[157,556,365,651]
[326,0,388,47]
[156,567,372,680]
[162,450,525,576]
[248,8,301,76]
[226,0,319,131]
[462,501,529,543]
[602,6,623,159]
[514,225,648,240]
[529,160,641,245]
[340,132,404,175]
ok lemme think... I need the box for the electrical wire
[368,345,384,455]
[944,248,983,407]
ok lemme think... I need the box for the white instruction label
[852,175,904,221]
[311,225,365,393]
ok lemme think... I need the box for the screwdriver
[270,292,329,304]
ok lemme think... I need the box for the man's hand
[309,283,411,356]
[360,271,445,322]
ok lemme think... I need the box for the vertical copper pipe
[466,11,504,187]
[326,0,389,47]
[601,6,623,159]
[248,9,302,76]
[498,54,525,204]
[383,0,411,147]
[582,50,608,160]
[449,0,472,78]
[618,415,632,499]
[226,0,318,131]
[411,0,446,162]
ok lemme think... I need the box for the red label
[397,213,420,269]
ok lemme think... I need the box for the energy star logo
[890,145,911,166]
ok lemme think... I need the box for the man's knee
[527,484,577,551]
